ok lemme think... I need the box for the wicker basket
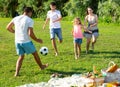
[106,61,118,73]
[101,68,120,82]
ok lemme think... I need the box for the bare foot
[41,64,48,70]
[55,52,58,56]
[75,55,78,60]
[14,73,19,77]
[77,55,80,58]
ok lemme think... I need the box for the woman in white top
[84,7,99,54]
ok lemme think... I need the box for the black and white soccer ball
[39,46,48,55]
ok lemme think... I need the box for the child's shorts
[74,38,82,44]
[50,28,62,40]
[15,41,36,55]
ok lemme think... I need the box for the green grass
[0,18,120,87]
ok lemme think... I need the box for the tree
[88,0,99,14]
[63,0,100,18]
[8,0,19,18]
[98,0,120,22]
[0,0,18,17]
[63,0,86,17]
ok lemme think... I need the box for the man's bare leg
[14,55,24,76]
[32,51,48,70]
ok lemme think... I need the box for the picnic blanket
[16,74,103,87]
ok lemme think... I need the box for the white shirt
[47,10,61,29]
[11,15,34,43]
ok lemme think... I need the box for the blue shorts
[74,38,82,44]
[50,28,62,40]
[15,41,36,55]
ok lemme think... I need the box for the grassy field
[0,18,120,87]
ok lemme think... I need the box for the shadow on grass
[60,51,74,56]
[86,50,120,58]
[92,51,120,54]
[46,67,86,77]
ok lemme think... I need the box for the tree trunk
[8,0,19,18]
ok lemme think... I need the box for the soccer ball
[39,46,48,55]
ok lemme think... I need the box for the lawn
[0,18,120,87]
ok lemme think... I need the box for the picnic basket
[106,61,118,73]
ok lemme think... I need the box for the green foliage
[0,0,10,17]
[0,0,18,17]
[98,0,120,22]
[18,0,39,18]
[0,0,120,23]
[63,0,99,18]
[63,0,87,17]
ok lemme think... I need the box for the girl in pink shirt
[72,18,84,59]
[72,18,90,59]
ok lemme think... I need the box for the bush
[98,0,120,23]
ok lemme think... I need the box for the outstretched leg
[32,51,48,70]
[15,55,24,76]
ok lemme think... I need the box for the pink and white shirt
[73,25,83,38]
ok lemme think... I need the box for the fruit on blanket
[105,82,120,87]
[87,83,96,87]
[93,66,99,74]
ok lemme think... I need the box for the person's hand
[71,30,74,36]
[90,24,95,27]
[85,29,92,34]
[90,25,93,27]
[88,30,92,34]
[52,20,56,23]
[37,39,43,44]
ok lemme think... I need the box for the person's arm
[90,15,98,27]
[28,27,43,43]
[43,18,50,29]
[6,22,15,33]
[71,28,74,36]
[53,17,62,23]
[53,11,62,23]
[82,24,92,33]
[83,15,92,33]
[84,15,88,27]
